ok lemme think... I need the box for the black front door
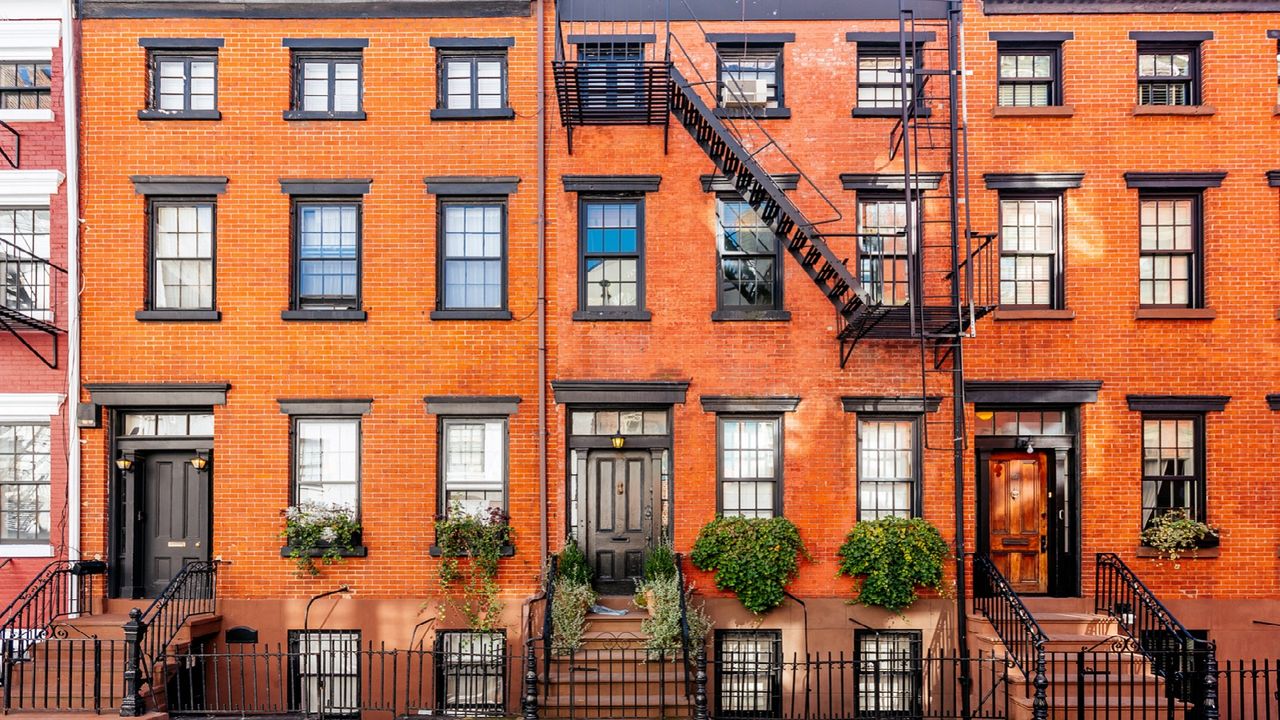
[585,451,656,594]
[141,451,210,598]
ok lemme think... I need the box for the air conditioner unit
[721,77,770,107]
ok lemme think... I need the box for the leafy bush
[551,578,596,655]
[281,502,361,577]
[1141,509,1219,563]
[637,573,713,655]
[557,537,593,585]
[836,516,950,613]
[690,516,809,615]
[643,541,677,583]
[434,504,512,631]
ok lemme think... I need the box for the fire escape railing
[0,232,66,368]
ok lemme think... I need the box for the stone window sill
[0,109,54,123]
[283,110,367,122]
[572,309,652,322]
[138,109,222,121]
[429,108,515,121]
[1131,104,1216,117]
[711,309,791,322]
[1134,307,1216,320]
[1135,545,1219,559]
[0,544,54,558]
[280,545,368,558]
[992,105,1075,118]
[282,309,367,322]
[992,308,1075,321]
[429,309,513,321]
[136,310,222,322]
[851,106,932,118]
[428,544,516,558]
[715,107,792,120]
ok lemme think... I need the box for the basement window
[855,630,922,717]
[435,631,506,714]
[289,630,360,717]
[715,630,782,719]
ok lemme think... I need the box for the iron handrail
[134,560,219,679]
[675,552,695,697]
[972,555,1048,680]
[0,559,102,641]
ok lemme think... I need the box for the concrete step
[1034,612,1119,636]
[1020,597,1095,615]
[1010,691,1189,720]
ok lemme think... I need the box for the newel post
[1201,645,1220,720]
[522,640,539,720]
[119,608,146,717]
[1031,642,1049,720]
[694,647,709,720]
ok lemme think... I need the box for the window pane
[0,424,51,541]
[298,204,359,307]
[582,201,641,309]
[1141,417,1201,527]
[442,419,505,516]
[0,208,52,319]
[295,418,360,511]
[442,203,504,310]
[858,419,915,520]
[720,47,780,109]
[718,200,779,309]
[720,418,778,518]
[858,198,911,306]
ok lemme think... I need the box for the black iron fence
[972,554,1048,680]
[2,638,125,714]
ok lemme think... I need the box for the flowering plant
[282,502,361,577]
[434,503,513,630]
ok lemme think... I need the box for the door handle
[1040,535,1047,553]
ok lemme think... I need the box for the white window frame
[440,417,507,516]
[0,20,59,122]
[0,392,60,557]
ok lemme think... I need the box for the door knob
[1040,535,1047,553]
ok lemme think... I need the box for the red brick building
[0,0,76,607]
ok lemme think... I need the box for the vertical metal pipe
[536,0,549,569]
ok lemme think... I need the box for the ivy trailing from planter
[281,502,361,577]
[434,505,512,631]
[836,516,950,614]
[550,538,595,655]
[690,516,809,615]
[1140,509,1220,564]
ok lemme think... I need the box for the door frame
[976,428,1079,597]
[108,410,214,599]
[579,448,663,594]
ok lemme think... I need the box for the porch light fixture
[611,435,625,449]
[1020,438,1035,454]
[190,453,209,471]
[114,455,134,471]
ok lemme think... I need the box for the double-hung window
[718,416,781,519]
[1138,195,1198,308]
[0,208,51,322]
[716,199,782,314]
[438,53,507,113]
[149,201,215,312]
[293,417,361,513]
[857,195,912,306]
[440,417,507,517]
[0,62,51,110]
[856,44,916,111]
[999,195,1062,309]
[287,44,364,120]
[289,630,360,717]
[579,198,643,313]
[0,423,50,542]
[1137,43,1198,106]
[856,630,922,718]
[439,201,505,312]
[717,44,783,114]
[1141,415,1203,528]
[293,201,361,311]
[997,44,1060,107]
[149,53,217,114]
[715,630,782,719]
[857,418,919,520]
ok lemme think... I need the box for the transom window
[999,196,1061,308]
[0,208,51,320]
[1141,416,1203,527]
[440,53,506,111]
[580,199,643,311]
[289,630,360,717]
[715,630,782,719]
[0,424,50,542]
[1138,196,1197,307]
[717,199,781,311]
[150,54,216,112]
[122,412,214,437]
[0,62,51,110]
[440,201,505,311]
[858,197,912,306]
[856,630,922,717]
[857,418,918,520]
[997,46,1058,107]
[718,45,781,109]
[718,417,780,519]
[293,53,362,115]
[441,418,506,516]
[435,631,506,714]
[857,44,915,109]
[973,409,1068,436]
[151,201,215,311]
[570,409,668,436]
[295,201,361,310]
[294,418,360,511]
[1137,44,1198,106]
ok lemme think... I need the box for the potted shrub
[835,516,950,614]
[690,516,809,615]
[434,504,513,631]
[634,541,676,613]
[550,538,596,655]
[638,571,713,656]
[1141,509,1220,564]
[281,501,361,577]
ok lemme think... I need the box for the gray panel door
[142,451,210,598]
[585,451,654,595]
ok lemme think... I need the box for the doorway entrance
[139,451,210,597]
[987,451,1047,594]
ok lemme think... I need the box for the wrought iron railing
[1095,552,1219,713]
[675,552,696,697]
[0,233,63,326]
[3,638,125,713]
[972,554,1049,713]
[1040,639,1226,720]
[527,636,692,720]
[121,560,219,714]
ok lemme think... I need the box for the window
[857,44,916,110]
[289,630,360,717]
[718,45,782,111]
[0,208,51,320]
[440,201,505,311]
[579,198,643,312]
[0,424,50,542]
[858,196,912,306]
[570,409,668,436]
[1141,415,1203,527]
[1138,196,1198,307]
[293,201,361,310]
[439,53,506,111]
[122,411,214,437]
[149,53,216,113]
[857,418,918,520]
[856,630,922,717]
[440,418,506,516]
[715,630,781,719]
[973,409,1068,436]
[0,62,51,110]
[999,196,1061,308]
[291,53,363,116]
[149,201,215,311]
[293,418,360,512]
[577,43,645,110]
[1138,44,1198,106]
[435,631,506,714]
[717,199,781,312]
[718,417,780,518]
[997,45,1059,106]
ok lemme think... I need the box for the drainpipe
[64,0,82,570]
[536,0,549,564]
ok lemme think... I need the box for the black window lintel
[280,179,372,196]
[85,382,229,407]
[701,173,797,193]
[278,399,373,416]
[984,173,1084,190]
[700,396,800,413]
[842,396,942,414]
[562,175,661,193]
[139,37,224,48]
[1267,394,1280,411]
[568,33,655,45]
[965,380,1102,405]
[424,396,521,416]
[1126,395,1229,413]
[989,31,1074,42]
[425,176,520,195]
[841,172,942,191]
[131,175,227,196]
[1266,170,1280,187]
[1124,172,1225,189]
[846,31,935,43]
[1129,31,1212,43]
[551,380,689,405]
[282,38,369,49]
[429,37,514,48]
[707,32,795,44]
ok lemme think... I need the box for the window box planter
[1137,533,1219,559]
[280,545,367,559]
[429,544,515,558]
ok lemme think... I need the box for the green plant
[281,502,361,577]
[643,542,677,583]
[434,504,513,631]
[549,539,596,655]
[690,516,810,615]
[836,516,950,614]
[637,573,713,655]
[557,537,593,586]
[1141,510,1219,563]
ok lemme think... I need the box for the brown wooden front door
[584,450,656,595]
[988,451,1048,594]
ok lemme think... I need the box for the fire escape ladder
[0,233,65,369]
[0,120,19,170]
[668,65,871,333]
